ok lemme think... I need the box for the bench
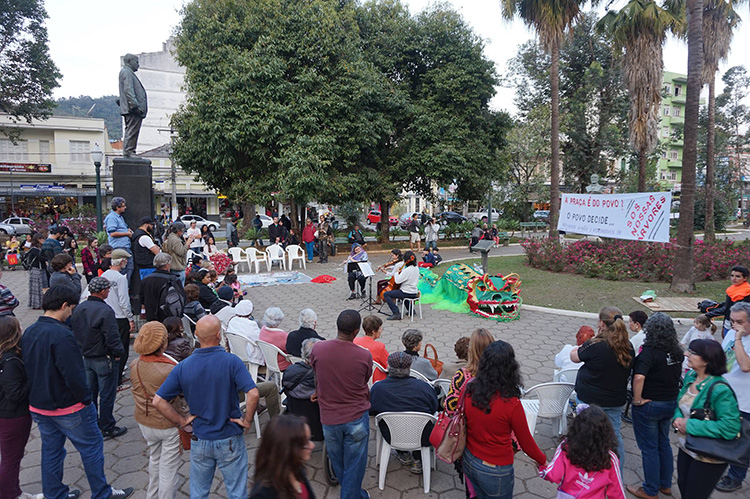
[520,221,547,238]
[467,231,510,249]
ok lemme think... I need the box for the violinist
[384,251,420,321]
[375,249,404,305]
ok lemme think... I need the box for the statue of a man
[117,53,148,158]
[586,173,605,194]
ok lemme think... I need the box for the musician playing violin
[383,251,420,321]
[374,249,404,305]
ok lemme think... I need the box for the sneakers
[110,488,134,499]
[715,476,743,493]
[395,450,413,466]
[102,426,128,440]
[410,460,423,474]
[386,314,402,321]
[347,292,358,300]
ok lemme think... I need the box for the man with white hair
[140,253,185,322]
[286,308,325,357]
[102,249,135,387]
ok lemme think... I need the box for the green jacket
[673,371,742,440]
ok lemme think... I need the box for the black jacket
[21,316,92,410]
[140,270,185,322]
[131,228,156,268]
[197,281,219,310]
[282,361,317,400]
[285,327,325,357]
[249,473,315,499]
[0,351,30,418]
[71,296,124,359]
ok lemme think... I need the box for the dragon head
[466,273,522,321]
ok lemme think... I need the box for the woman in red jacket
[463,340,547,499]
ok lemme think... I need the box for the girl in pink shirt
[540,404,626,499]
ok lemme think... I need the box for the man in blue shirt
[103,197,134,284]
[153,315,259,499]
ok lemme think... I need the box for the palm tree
[500,0,583,238]
[701,0,741,242]
[598,0,679,193]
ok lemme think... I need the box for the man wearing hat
[71,277,128,440]
[104,249,135,387]
[132,216,161,280]
[369,351,439,474]
[163,221,194,284]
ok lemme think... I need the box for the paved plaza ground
[3,244,746,498]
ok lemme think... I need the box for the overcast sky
[46,0,750,115]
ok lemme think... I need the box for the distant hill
[55,95,122,140]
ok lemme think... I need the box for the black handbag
[684,379,750,467]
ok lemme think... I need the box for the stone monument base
[112,157,154,226]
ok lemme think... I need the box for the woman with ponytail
[383,250,420,321]
[571,306,634,468]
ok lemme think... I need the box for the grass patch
[433,255,728,315]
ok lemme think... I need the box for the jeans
[190,433,248,499]
[462,449,514,499]
[305,241,314,261]
[31,403,111,499]
[578,396,625,470]
[139,424,181,499]
[384,289,418,316]
[318,240,328,262]
[727,410,750,483]
[322,412,369,499]
[170,269,185,285]
[0,414,32,499]
[425,240,437,251]
[116,318,131,385]
[677,449,728,499]
[632,400,677,495]
[84,356,117,432]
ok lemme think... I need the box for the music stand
[354,262,377,312]
[472,240,495,274]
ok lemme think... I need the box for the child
[491,224,500,247]
[540,404,626,499]
[680,314,717,374]
[433,248,442,266]
[419,248,436,268]
[353,315,389,382]
[222,272,244,304]
[190,255,203,274]
[628,310,648,354]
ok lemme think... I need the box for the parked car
[179,215,220,232]
[398,212,421,229]
[366,210,398,227]
[467,208,501,222]
[532,210,549,222]
[1,217,34,235]
[437,211,467,225]
[0,222,16,236]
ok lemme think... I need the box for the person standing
[706,265,750,337]
[627,313,683,499]
[408,213,421,252]
[140,254,186,323]
[310,310,372,499]
[132,217,161,279]
[347,224,366,247]
[104,197,135,284]
[424,217,439,251]
[81,236,100,283]
[301,218,316,263]
[317,215,332,263]
[25,233,47,309]
[187,221,203,253]
[714,301,750,493]
[226,217,240,248]
[163,222,193,284]
[41,227,64,282]
[101,250,136,387]
[72,277,127,440]
[22,286,134,499]
[153,316,259,499]
[47,253,82,294]
[0,316,33,499]
[251,215,263,246]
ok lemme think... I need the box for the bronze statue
[117,54,148,158]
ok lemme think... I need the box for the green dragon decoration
[418,264,522,321]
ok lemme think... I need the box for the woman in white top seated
[383,250,420,321]
[226,300,264,366]
[555,325,595,377]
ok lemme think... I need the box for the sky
[46,0,750,115]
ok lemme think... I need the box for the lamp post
[92,144,104,232]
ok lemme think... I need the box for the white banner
[558,192,672,243]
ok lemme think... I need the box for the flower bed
[521,238,750,282]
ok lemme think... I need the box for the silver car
[0,222,17,236]
[2,217,33,235]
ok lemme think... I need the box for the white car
[2,217,33,235]
[468,208,501,222]
[0,222,16,236]
[179,215,219,232]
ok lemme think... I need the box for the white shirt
[722,330,750,413]
[187,227,202,248]
[630,330,646,354]
[227,316,264,365]
[554,344,583,373]
[138,234,156,250]
[214,302,237,330]
[80,269,133,320]
[388,261,405,277]
[394,265,420,294]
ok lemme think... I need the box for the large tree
[671,0,703,292]
[717,66,750,219]
[599,0,679,193]
[0,0,60,135]
[501,0,584,237]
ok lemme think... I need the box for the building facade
[658,71,688,189]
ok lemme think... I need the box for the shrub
[521,237,750,282]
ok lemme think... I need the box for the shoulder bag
[685,379,750,467]
[423,343,443,376]
[429,382,467,463]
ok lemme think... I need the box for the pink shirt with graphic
[540,443,626,499]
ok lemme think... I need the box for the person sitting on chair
[344,243,368,300]
[286,309,325,358]
[401,329,437,381]
[383,251,419,321]
[281,338,324,441]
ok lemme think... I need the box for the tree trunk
[671,0,703,293]
[548,41,561,238]
[638,149,647,192]
[379,199,390,244]
[290,202,300,234]
[704,76,716,242]
[242,202,255,231]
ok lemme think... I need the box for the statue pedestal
[112,157,154,227]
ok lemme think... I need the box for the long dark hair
[0,316,22,356]
[254,414,309,498]
[467,340,522,413]
[563,405,618,472]
[643,312,683,359]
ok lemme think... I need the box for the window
[69,140,90,163]
[661,171,677,181]
[663,83,671,94]
[674,85,682,97]
[662,127,670,138]
[661,151,668,159]
[39,140,50,163]
[673,107,681,117]
[670,150,679,161]
[663,106,670,116]
[0,139,29,162]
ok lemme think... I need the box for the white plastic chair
[409,369,430,383]
[432,378,451,399]
[265,244,286,271]
[225,332,263,438]
[553,368,580,384]
[369,361,389,387]
[256,339,292,389]
[285,244,306,270]
[245,247,269,274]
[181,315,197,348]
[227,247,248,272]
[520,399,539,435]
[521,382,576,435]
[375,412,437,493]
[400,293,422,321]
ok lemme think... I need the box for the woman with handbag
[463,340,547,499]
[672,339,741,499]
[130,322,191,499]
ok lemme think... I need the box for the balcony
[668,160,682,168]
[671,94,686,105]
[670,115,684,125]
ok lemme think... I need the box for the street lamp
[91,144,104,232]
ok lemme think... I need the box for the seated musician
[383,251,419,321]
[375,249,403,305]
[345,243,369,300]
